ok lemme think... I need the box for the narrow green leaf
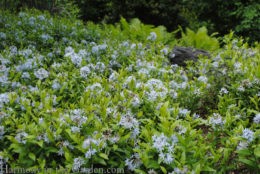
[99,153,109,160]
[202,166,216,172]
[237,149,251,156]
[254,146,260,158]
[134,169,146,174]
[29,153,36,161]
[38,158,46,169]
[94,156,107,166]
[65,152,72,161]
[194,163,201,173]
[46,147,58,153]
[238,158,255,167]
[9,144,23,153]
[181,151,186,164]
[160,166,167,174]
[37,140,44,148]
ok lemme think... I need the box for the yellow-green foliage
[120,18,172,43]
[181,27,219,51]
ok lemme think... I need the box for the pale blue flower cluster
[15,132,28,144]
[0,126,4,139]
[197,76,208,83]
[253,113,260,124]
[34,68,49,80]
[147,32,157,41]
[69,109,87,126]
[209,113,225,128]
[125,153,142,171]
[119,111,139,129]
[152,133,178,164]
[72,157,85,172]
[0,32,6,39]
[242,128,254,143]
[0,93,10,108]
[144,78,168,101]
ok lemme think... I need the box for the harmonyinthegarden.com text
[1,165,125,174]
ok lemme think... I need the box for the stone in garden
[168,46,210,66]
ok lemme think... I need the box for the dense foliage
[185,0,260,43]
[1,0,259,43]
[0,10,259,173]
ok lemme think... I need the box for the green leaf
[93,156,107,166]
[254,146,260,158]
[160,166,167,174]
[65,129,79,143]
[99,153,109,160]
[37,140,44,148]
[120,132,131,142]
[134,169,146,174]
[145,160,160,169]
[237,149,251,156]
[113,144,118,151]
[194,163,201,173]
[202,166,216,172]
[46,147,58,153]
[65,152,72,161]
[29,153,36,161]
[249,97,259,110]
[160,101,169,118]
[38,158,46,169]
[9,144,24,153]
[181,151,186,164]
[238,158,255,167]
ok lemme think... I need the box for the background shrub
[0,0,79,18]
[1,0,259,43]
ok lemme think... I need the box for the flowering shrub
[0,10,259,173]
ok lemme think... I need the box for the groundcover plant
[0,10,259,174]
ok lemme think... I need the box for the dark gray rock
[168,46,210,66]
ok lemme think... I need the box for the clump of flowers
[209,113,225,129]
[119,111,139,129]
[152,133,178,164]
[144,79,168,101]
[125,153,142,171]
[0,126,4,139]
[72,157,85,172]
[15,132,28,144]
[242,128,254,143]
[0,93,10,108]
[253,113,260,124]
[147,32,157,41]
[68,109,87,126]
[34,68,49,80]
